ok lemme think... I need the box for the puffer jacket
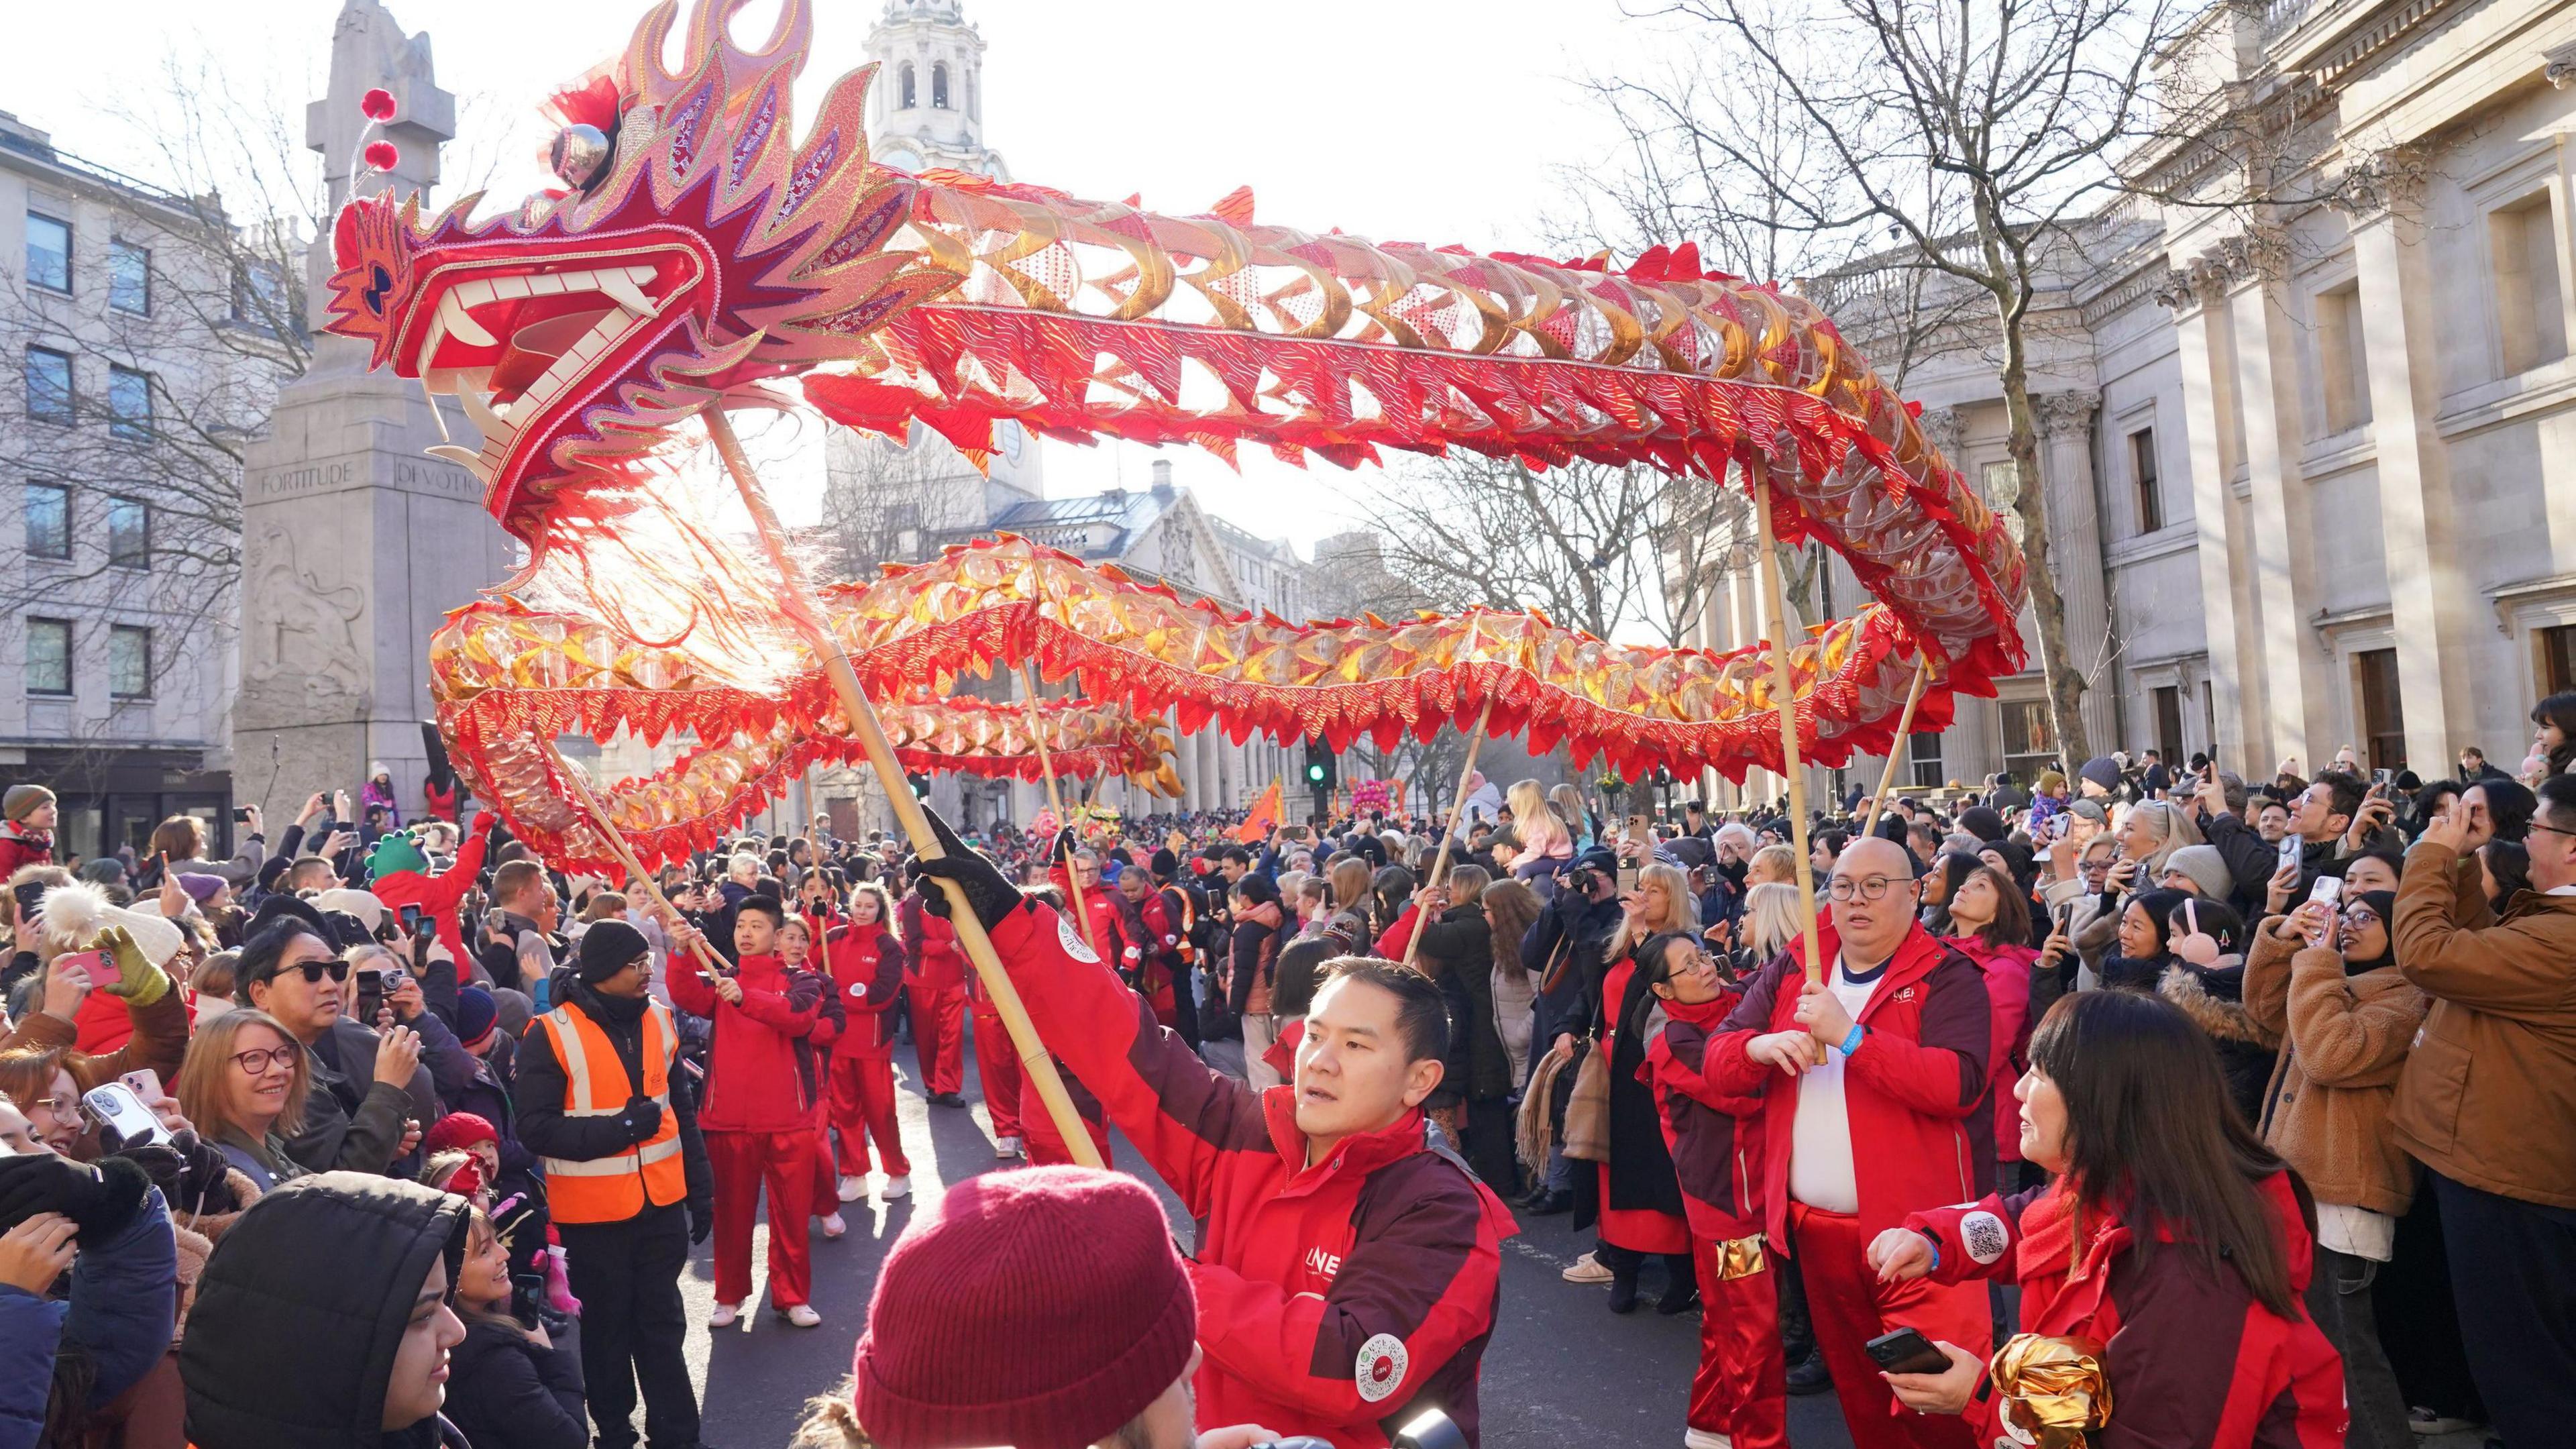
[180,1171,469,1449]
[2390,841,2576,1208]
[444,1317,586,1449]
[2242,928,2428,1215]
[2158,961,2278,1128]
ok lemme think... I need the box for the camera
[1564,863,1601,897]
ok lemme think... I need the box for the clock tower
[865,0,1008,179]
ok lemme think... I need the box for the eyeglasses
[1826,875,1911,902]
[2530,822,2576,840]
[230,1045,300,1074]
[283,960,351,984]
[23,1094,80,1121]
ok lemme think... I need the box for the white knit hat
[311,888,386,932]
[36,881,184,969]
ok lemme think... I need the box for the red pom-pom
[361,87,398,122]
[364,140,399,172]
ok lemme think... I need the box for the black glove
[688,1200,712,1245]
[616,1095,664,1144]
[1050,827,1077,866]
[0,1152,150,1239]
[910,808,1028,932]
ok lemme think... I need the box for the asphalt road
[667,1026,1861,1449]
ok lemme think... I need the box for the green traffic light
[1305,764,1326,783]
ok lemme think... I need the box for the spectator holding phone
[0,1151,179,1449]
[233,900,431,1178]
[1866,991,2345,1448]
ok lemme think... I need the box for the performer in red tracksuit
[818,881,912,1198]
[916,811,1515,1448]
[777,914,849,1238]
[667,896,828,1326]
[898,872,967,1105]
[1635,932,1787,1449]
[1705,838,1992,1449]
[1868,989,2348,1449]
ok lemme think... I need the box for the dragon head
[321,0,957,540]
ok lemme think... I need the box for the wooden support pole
[1018,662,1096,955]
[548,747,731,984]
[1752,478,1826,988]
[1403,698,1495,968]
[1859,659,1933,839]
[702,409,1102,1168]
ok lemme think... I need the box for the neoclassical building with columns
[1685,0,2576,802]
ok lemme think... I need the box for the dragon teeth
[438,291,498,348]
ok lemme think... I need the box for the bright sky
[1,0,1674,553]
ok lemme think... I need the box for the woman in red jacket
[1866,989,2347,1449]
[1938,861,2037,1188]
[818,881,911,1202]
[1635,930,1786,1449]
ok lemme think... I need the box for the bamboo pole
[1402,698,1495,968]
[702,409,1102,1168]
[547,747,731,984]
[1859,658,1933,838]
[1018,662,1097,955]
[1752,476,1826,989]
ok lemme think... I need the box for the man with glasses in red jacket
[1706,836,1994,1449]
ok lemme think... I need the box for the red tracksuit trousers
[912,984,965,1096]
[1792,1203,1984,1449]
[707,1129,817,1308]
[971,1007,1022,1140]
[1689,1236,1788,1449]
[824,1053,910,1177]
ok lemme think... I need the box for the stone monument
[233,0,515,822]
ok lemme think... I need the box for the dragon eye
[363,264,394,317]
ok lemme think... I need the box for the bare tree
[1583,0,2200,766]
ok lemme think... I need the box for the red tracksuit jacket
[818,921,906,1057]
[1708,921,1995,1246]
[898,894,965,993]
[1642,990,1767,1241]
[1904,1175,2347,1448]
[986,901,1516,1447]
[668,951,824,1133]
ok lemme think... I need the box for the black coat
[1417,904,1510,1103]
[445,1319,588,1449]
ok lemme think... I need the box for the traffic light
[1301,740,1338,790]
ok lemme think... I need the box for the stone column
[2221,229,2334,764]
[2341,150,2475,771]
[2159,260,2258,765]
[2037,390,2120,757]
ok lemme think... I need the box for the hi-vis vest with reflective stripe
[534,998,685,1224]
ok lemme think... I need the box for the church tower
[865,0,1008,179]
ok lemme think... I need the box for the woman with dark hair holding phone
[1864,991,2347,1448]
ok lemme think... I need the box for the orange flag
[1235,777,1282,842]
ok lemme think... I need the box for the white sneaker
[708,1301,743,1330]
[994,1135,1022,1159]
[782,1303,822,1328]
[881,1173,911,1200]
[836,1175,865,1203]
[1561,1250,1615,1284]
[819,1212,848,1240]
[1684,1430,1733,1449]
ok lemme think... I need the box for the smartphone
[398,904,433,941]
[51,949,105,989]
[11,880,46,924]
[2306,874,2343,908]
[354,969,386,1023]
[1862,1326,1952,1376]
[231,806,252,824]
[119,1069,162,1102]
[2275,832,2302,875]
[2373,767,2394,789]
[81,1081,170,1149]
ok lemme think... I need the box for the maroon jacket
[1643,989,1768,1242]
[1905,1175,2347,1448]
[1709,920,1994,1246]
[987,900,1515,1447]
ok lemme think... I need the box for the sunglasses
[266,959,352,985]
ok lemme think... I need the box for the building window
[106,497,148,570]
[1999,699,2057,782]
[108,239,150,315]
[899,62,916,109]
[25,347,72,424]
[2152,685,2184,767]
[2356,647,2406,771]
[2491,193,2569,375]
[107,366,152,442]
[23,484,69,560]
[932,62,951,109]
[2541,623,2576,697]
[26,213,69,292]
[2318,282,2371,434]
[25,619,72,696]
[2129,427,2162,533]
[107,625,151,699]
[1908,729,1945,789]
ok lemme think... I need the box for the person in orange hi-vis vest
[513,920,712,1449]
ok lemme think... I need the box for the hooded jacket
[1708,919,1995,1246]
[1904,1175,2346,1449]
[180,1172,469,1449]
[2242,927,2428,1216]
[985,900,1515,1448]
